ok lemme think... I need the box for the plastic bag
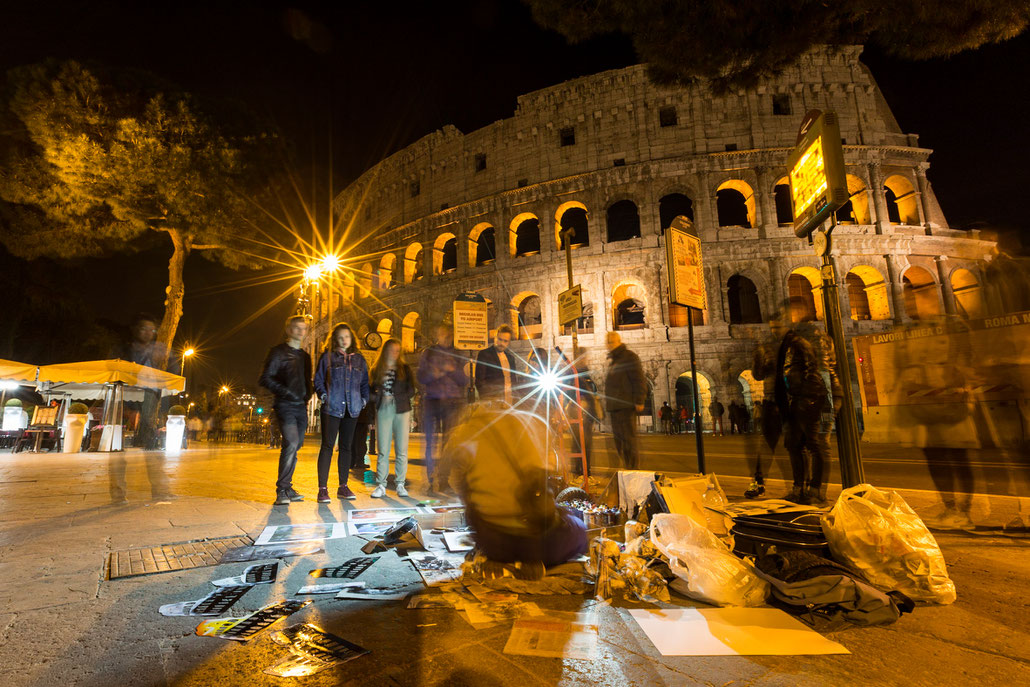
[821,484,956,604]
[650,513,768,607]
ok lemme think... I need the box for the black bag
[731,511,830,559]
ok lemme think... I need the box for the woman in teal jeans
[369,338,416,497]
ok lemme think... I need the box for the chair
[12,406,62,453]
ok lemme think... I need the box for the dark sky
[1,1,1027,389]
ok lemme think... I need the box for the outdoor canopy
[0,359,39,383]
[37,359,185,392]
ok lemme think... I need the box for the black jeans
[610,408,639,470]
[319,412,358,488]
[784,413,829,489]
[274,403,308,492]
[347,421,369,472]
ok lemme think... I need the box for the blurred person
[727,400,741,434]
[474,324,517,402]
[436,399,587,567]
[417,324,468,490]
[347,398,374,482]
[678,404,688,434]
[709,396,725,436]
[313,323,369,503]
[747,311,789,499]
[660,401,673,435]
[258,314,313,505]
[369,338,416,498]
[604,332,647,469]
[187,415,202,441]
[112,312,168,449]
[565,350,599,477]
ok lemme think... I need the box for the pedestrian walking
[709,397,725,436]
[259,315,314,505]
[678,404,688,434]
[659,401,673,435]
[417,324,467,490]
[603,332,647,470]
[474,324,517,402]
[565,351,599,477]
[313,323,369,503]
[369,338,416,498]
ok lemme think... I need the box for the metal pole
[820,217,865,487]
[562,229,588,489]
[687,307,706,473]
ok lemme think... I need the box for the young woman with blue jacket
[313,323,369,502]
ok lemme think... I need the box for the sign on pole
[452,292,488,351]
[787,110,849,238]
[557,285,583,326]
[665,216,707,310]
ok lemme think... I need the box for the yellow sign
[557,285,583,326]
[453,294,488,351]
[790,136,828,219]
[666,220,706,310]
[787,110,848,238]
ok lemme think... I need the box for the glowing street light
[320,253,340,273]
[303,264,322,282]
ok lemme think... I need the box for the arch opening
[716,180,755,228]
[845,265,891,320]
[403,242,424,283]
[728,274,763,324]
[787,267,823,322]
[433,232,458,275]
[902,266,941,320]
[509,213,541,258]
[612,281,647,331]
[606,200,641,242]
[555,201,589,249]
[884,174,920,225]
[401,312,421,353]
[659,193,694,233]
[951,268,984,319]
[512,291,543,340]
[675,371,713,431]
[468,223,496,267]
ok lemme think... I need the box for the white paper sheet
[628,608,850,656]
[503,610,599,659]
[442,531,475,552]
[253,523,349,546]
[296,582,365,595]
[347,507,424,523]
[408,551,465,587]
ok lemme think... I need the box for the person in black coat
[474,325,518,402]
[603,331,647,469]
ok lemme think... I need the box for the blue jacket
[417,344,468,401]
[314,350,369,419]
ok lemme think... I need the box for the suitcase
[731,510,830,559]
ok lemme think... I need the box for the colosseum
[321,45,999,433]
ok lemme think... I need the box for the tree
[525,1,1030,90]
[0,60,280,367]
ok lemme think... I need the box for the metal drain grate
[107,535,254,579]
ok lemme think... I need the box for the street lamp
[180,347,195,375]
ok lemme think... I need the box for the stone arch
[511,291,543,340]
[836,174,872,225]
[773,176,793,225]
[359,262,374,296]
[468,222,496,267]
[727,274,763,324]
[379,253,397,289]
[845,265,891,320]
[401,311,421,353]
[554,201,590,249]
[787,266,823,322]
[716,179,756,228]
[883,174,920,225]
[675,370,713,430]
[737,369,762,414]
[509,213,541,258]
[902,265,942,320]
[606,199,641,242]
[612,280,647,331]
[433,232,458,275]
[403,242,424,283]
[951,267,984,319]
[659,192,694,232]
[376,318,394,336]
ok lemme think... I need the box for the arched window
[612,282,646,330]
[403,242,424,283]
[951,268,984,319]
[468,223,496,267]
[835,174,872,225]
[883,175,920,225]
[787,268,822,322]
[902,266,941,320]
[359,263,373,296]
[379,253,396,289]
[675,371,713,430]
[727,275,763,324]
[509,213,541,258]
[512,291,543,339]
[433,232,457,275]
[659,193,694,232]
[606,200,641,242]
[716,180,755,228]
[401,312,421,353]
[555,201,589,249]
[774,180,793,225]
[376,318,394,337]
[845,266,891,320]
[561,301,594,335]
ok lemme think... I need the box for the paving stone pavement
[0,442,1028,686]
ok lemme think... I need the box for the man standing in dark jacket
[474,324,517,402]
[259,315,314,505]
[603,332,647,469]
[417,324,468,488]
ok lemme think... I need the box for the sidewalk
[0,445,1028,686]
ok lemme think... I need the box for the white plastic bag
[822,484,956,604]
[650,513,768,607]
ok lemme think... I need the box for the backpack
[754,551,914,631]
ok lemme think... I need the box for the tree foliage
[525,0,1030,90]
[0,60,281,364]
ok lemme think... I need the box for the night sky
[1,1,1027,390]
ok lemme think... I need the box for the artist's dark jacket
[314,350,369,419]
[474,345,519,400]
[259,343,313,407]
[416,344,468,401]
[604,344,647,412]
[370,363,416,415]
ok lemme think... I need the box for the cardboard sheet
[254,523,349,546]
[628,608,850,656]
[503,610,599,659]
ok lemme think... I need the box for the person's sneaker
[317,487,330,503]
[396,484,409,498]
[274,491,291,505]
[938,509,975,531]
[743,481,766,499]
[286,488,304,502]
[371,485,386,498]
[784,485,806,504]
[338,485,356,500]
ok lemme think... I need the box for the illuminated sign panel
[787,111,849,238]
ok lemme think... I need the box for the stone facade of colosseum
[318,45,997,430]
